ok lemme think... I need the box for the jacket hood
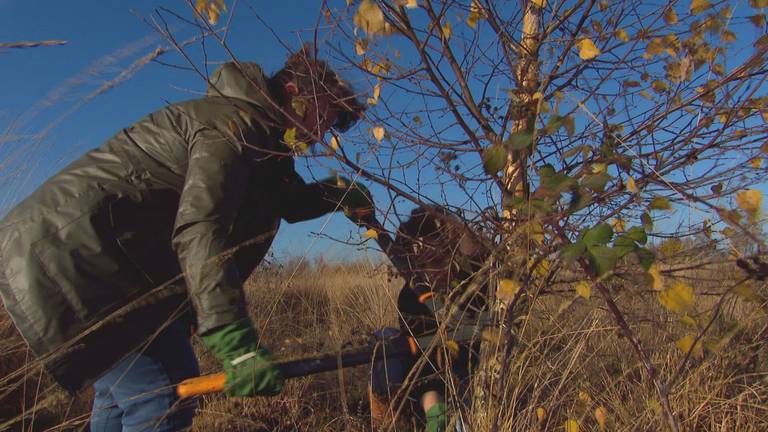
[206,62,282,124]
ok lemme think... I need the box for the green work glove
[319,175,374,224]
[199,319,284,397]
[425,402,447,432]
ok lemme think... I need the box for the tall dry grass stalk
[0,257,766,431]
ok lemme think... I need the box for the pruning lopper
[176,215,488,398]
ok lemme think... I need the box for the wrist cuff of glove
[199,319,260,364]
[425,402,447,432]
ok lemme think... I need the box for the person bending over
[0,47,373,432]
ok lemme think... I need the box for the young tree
[323,0,768,430]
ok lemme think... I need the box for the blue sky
[0,0,381,262]
[2,0,766,265]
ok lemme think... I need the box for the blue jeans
[90,323,199,432]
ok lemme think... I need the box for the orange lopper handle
[176,373,225,398]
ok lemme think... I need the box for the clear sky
[3,1,766,265]
[0,0,382,262]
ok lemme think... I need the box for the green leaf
[640,212,653,230]
[482,145,506,174]
[561,241,587,264]
[588,245,619,276]
[537,165,575,198]
[582,173,612,193]
[504,131,534,150]
[649,196,672,211]
[510,197,554,216]
[623,226,648,245]
[538,164,556,178]
[563,116,576,136]
[543,115,564,135]
[562,145,583,160]
[543,115,575,136]
[613,226,648,259]
[635,247,655,270]
[568,187,593,212]
[613,236,638,258]
[583,223,613,247]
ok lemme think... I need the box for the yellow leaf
[367,82,381,105]
[441,20,452,39]
[577,38,601,60]
[531,0,546,8]
[658,281,695,314]
[406,0,418,8]
[639,90,654,100]
[751,158,762,168]
[578,391,592,404]
[651,80,669,94]
[664,7,678,24]
[195,0,207,15]
[481,327,501,345]
[626,176,639,193]
[520,220,545,244]
[576,281,592,299]
[497,279,521,304]
[283,127,297,145]
[690,0,711,15]
[373,126,386,142]
[363,228,379,239]
[536,407,546,423]
[444,340,459,354]
[564,419,580,432]
[329,135,340,152]
[647,398,662,414]
[616,28,630,42]
[207,2,221,25]
[466,0,483,29]
[528,258,550,277]
[591,163,607,174]
[354,0,390,36]
[676,334,704,358]
[196,0,227,25]
[734,283,758,302]
[649,196,672,211]
[680,315,699,327]
[736,189,762,213]
[595,406,608,430]
[648,264,663,290]
[355,39,367,56]
[609,218,625,233]
[291,96,307,117]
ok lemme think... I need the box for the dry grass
[0,257,766,431]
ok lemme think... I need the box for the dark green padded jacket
[0,62,338,392]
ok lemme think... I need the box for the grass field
[0,255,766,431]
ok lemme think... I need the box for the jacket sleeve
[172,127,251,335]
[278,169,340,224]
